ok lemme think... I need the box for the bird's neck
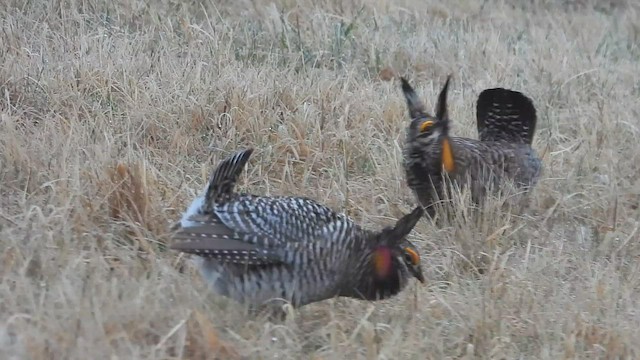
[346,253,406,301]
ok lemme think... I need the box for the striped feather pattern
[170,148,426,309]
[400,77,542,216]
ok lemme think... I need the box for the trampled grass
[1,0,640,358]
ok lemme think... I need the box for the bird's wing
[172,197,347,265]
[170,214,287,265]
[212,196,346,247]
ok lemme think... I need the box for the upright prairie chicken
[170,148,425,312]
[400,76,542,218]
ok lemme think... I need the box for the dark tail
[476,88,537,145]
[204,148,254,205]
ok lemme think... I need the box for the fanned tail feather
[476,88,537,144]
[205,148,254,205]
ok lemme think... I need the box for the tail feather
[204,148,254,205]
[476,88,537,144]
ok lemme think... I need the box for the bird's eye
[419,120,434,133]
[403,247,420,265]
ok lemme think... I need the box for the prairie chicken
[170,148,425,312]
[400,76,542,218]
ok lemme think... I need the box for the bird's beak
[411,266,426,285]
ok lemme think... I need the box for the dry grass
[1,0,640,358]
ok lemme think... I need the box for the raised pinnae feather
[400,77,428,119]
[204,148,254,207]
[396,206,424,232]
[435,75,452,121]
[382,206,423,244]
[476,88,537,144]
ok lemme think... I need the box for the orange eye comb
[404,247,420,265]
[419,120,434,132]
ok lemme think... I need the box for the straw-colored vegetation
[1,0,639,358]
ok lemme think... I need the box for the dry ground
[2,0,640,359]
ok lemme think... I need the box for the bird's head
[366,206,426,299]
[401,76,455,173]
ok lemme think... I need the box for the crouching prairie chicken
[170,148,425,313]
[400,76,542,218]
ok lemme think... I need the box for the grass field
[2,0,640,358]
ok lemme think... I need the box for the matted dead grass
[1,0,640,358]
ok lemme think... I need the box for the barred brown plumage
[400,76,542,218]
[170,148,425,313]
